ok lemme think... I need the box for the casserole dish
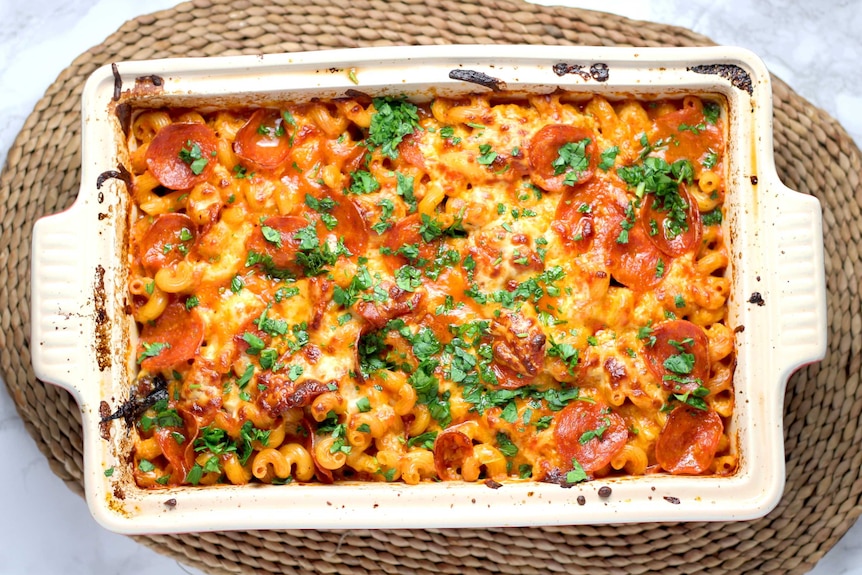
[30,45,826,534]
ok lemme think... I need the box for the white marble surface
[0,0,860,574]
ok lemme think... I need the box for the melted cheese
[126,93,736,488]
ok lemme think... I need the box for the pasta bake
[123,91,734,488]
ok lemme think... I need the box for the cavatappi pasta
[122,91,735,488]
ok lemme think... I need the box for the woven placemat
[2,0,860,573]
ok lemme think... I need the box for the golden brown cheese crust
[124,93,735,488]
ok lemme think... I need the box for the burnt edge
[93,265,111,371]
[552,63,610,82]
[99,401,112,440]
[96,164,132,190]
[448,69,506,92]
[135,74,164,87]
[111,63,122,101]
[343,88,372,101]
[116,102,132,136]
[688,64,753,95]
[131,75,167,99]
[748,292,765,306]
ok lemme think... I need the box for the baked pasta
[120,91,735,488]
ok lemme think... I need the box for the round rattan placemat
[2,1,860,573]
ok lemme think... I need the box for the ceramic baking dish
[30,45,826,534]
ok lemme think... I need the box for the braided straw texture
[2,0,860,573]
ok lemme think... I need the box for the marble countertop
[1,1,859,573]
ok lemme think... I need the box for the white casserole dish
[30,45,826,534]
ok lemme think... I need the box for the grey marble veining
[0,1,859,574]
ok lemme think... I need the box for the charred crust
[135,74,164,87]
[663,496,681,504]
[484,478,503,489]
[96,164,132,190]
[343,89,372,102]
[748,292,765,306]
[99,401,112,440]
[553,62,609,81]
[93,265,111,371]
[448,69,506,92]
[590,63,610,82]
[101,374,168,427]
[115,102,132,136]
[688,64,753,95]
[111,63,122,101]
[552,63,590,80]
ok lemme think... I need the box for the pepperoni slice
[553,180,626,255]
[529,125,598,193]
[653,100,723,177]
[139,213,196,275]
[138,302,205,371]
[554,400,627,473]
[398,132,427,170]
[606,210,666,290]
[145,123,217,190]
[433,427,475,480]
[323,136,367,173]
[154,409,198,485]
[640,184,702,257]
[326,193,368,256]
[233,109,292,170]
[655,405,723,474]
[381,214,436,271]
[642,319,710,393]
[490,311,545,389]
[245,215,307,276]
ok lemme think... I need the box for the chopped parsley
[407,431,438,449]
[367,97,421,159]
[496,432,519,457]
[305,193,336,212]
[395,172,417,213]
[348,170,380,195]
[394,265,422,292]
[703,101,721,125]
[477,144,497,165]
[617,155,694,240]
[287,364,305,381]
[579,418,610,444]
[552,138,591,185]
[547,339,579,375]
[702,150,719,170]
[230,274,245,293]
[566,458,588,483]
[137,341,170,364]
[702,207,723,226]
[371,198,396,234]
[178,140,208,175]
[355,396,372,413]
[598,146,619,171]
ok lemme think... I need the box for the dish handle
[30,204,91,399]
[772,186,828,378]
